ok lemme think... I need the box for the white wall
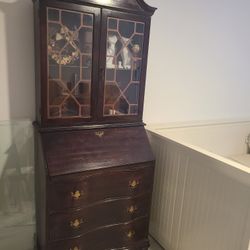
[144,0,250,124]
[1,0,250,123]
[0,1,249,249]
[0,3,35,249]
[0,0,35,122]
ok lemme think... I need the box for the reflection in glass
[0,121,35,249]
[47,8,93,119]
[104,18,145,116]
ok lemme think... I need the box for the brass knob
[95,131,104,138]
[70,218,84,229]
[127,230,135,239]
[127,205,138,214]
[71,190,83,200]
[129,179,139,189]
[70,247,80,250]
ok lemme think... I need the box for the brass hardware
[127,205,138,214]
[95,131,104,138]
[71,190,83,200]
[127,230,135,239]
[129,179,139,189]
[70,218,84,229]
[70,247,80,250]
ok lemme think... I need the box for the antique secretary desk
[33,0,156,249]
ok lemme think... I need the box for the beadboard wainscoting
[148,125,250,250]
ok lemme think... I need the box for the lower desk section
[35,126,155,250]
[47,217,149,250]
[49,194,151,240]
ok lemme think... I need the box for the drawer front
[48,165,154,211]
[48,217,149,250]
[49,194,151,240]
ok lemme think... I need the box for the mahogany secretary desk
[33,0,156,249]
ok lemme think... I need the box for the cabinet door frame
[39,0,101,127]
[98,9,151,124]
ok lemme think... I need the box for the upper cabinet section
[34,0,156,127]
[101,10,148,120]
[47,7,94,119]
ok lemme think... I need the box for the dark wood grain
[34,129,48,250]
[47,216,149,250]
[48,194,151,240]
[34,0,157,16]
[34,1,156,249]
[48,164,154,210]
[41,126,154,176]
[34,0,156,127]
[34,121,145,132]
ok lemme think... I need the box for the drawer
[48,216,149,250]
[49,194,151,240]
[48,164,154,211]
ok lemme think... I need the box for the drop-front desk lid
[41,126,154,177]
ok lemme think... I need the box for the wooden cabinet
[34,0,156,127]
[35,127,155,249]
[33,0,156,249]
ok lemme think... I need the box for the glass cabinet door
[47,7,95,119]
[103,15,147,117]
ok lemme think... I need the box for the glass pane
[79,27,93,54]
[47,7,93,119]
[49,80,68,106]
[61,97,79,117]
[108,18,117,30]
[0,121,35,250]
[136,23,144,34]
[124,83,140,104]
[83,14,93,26]
[104,17,145,116]
[48,9,59,21]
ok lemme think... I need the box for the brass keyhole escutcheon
[70,247,80,250]
[129,179,139,189]
[127,205,138,214]
[71,190,83,200]
[127,230,135,239]
[70,218,84,229]
[95,131,104,138]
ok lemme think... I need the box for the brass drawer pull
[71,190,83,200]
[127,205,138,214]
[95,131,104,138]
[70,218,84,229]
[127,230,135,239]
[129,179,139,189]
[70,247,80,250]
